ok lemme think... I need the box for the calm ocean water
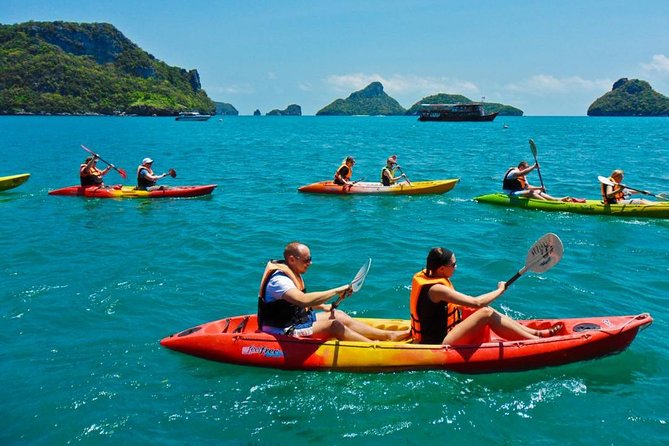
[1,115,668,445]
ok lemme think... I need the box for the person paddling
[333,156,355,186]
[410,247,563,345]
[502,161,568,201]
[80,155,111,187]
[136,158,172,191]
[601,169,653,205]
[381,155,406,186]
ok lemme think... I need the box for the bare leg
[442,308,561,345]
[316,310,410,341]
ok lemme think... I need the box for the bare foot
[388,329,412,342]
[537,322,564,337]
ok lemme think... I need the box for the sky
[4,0,669,116]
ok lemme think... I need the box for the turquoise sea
[1,115,668,445]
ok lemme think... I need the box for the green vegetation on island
[267,104,302,116]
[0,21,215,116]
[316,82,406,116]
[405,94,523,116]
[587,78,669,116]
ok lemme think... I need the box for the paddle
[528,139,545,191]
[81,145,127,179]
[505,233,563,289]
[331,258,372,310]
[597,176,669,201]
[396,165,412,186]
[166,168,177,178]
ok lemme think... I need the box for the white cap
[142,157,153,164]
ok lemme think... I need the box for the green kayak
[474,193,669,219]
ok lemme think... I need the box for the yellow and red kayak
[298,179,459,195]
[0,173,30,191]
[161,313,651,373]
[48,184,216,198]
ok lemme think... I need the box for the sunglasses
[296,255,312,264]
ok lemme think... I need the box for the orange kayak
[298,179,459,195]
[161,313,651,373]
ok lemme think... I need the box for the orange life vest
[80,164,104,186]
[334,163,352,184]
[409,270,462,344]
[502,168,527,191]
[601,177,625,204]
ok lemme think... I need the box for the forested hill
[587,78,669,116]
[0,21,215,116]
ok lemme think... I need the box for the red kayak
[161,313,652,373]
[49,184,216,198]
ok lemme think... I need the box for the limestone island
[0,21,215,116]
[588,78,669,116]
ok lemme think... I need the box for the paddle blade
[529,139,538,158]
[525,233,563,273]
[655,192,669,201]
[351,258,372,293]
[117,168,128,179]
[598,175,615,186]
[168,168,177,178]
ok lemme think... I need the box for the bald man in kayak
[258,242,410,342]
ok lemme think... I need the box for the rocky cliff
[0,21,215,115]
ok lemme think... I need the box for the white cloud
[641,54,669,73]
[505,75,611,95]
[208,83,255,95]
[298,82,313,92]
[324,73,480,97]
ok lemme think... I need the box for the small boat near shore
[418,103,498,122]
[161,313,652,373]
[474,193,669,218]
[48,184,216,198]
[298,179,459,195]
[0,173,30,191]
[175,111,212,121]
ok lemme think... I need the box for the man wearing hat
[380,155,406,186]
[136,157,170,190]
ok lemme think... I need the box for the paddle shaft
[529,139,545,191]
[396,166,412,186]
[81,145,127,179]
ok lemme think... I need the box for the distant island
[587,78,669,116]
[267,104,302,116]
[0,21,215,116]
[316,82,405,115]
[316,81,522,116]
[215,101,238,116]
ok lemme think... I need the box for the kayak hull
[298,179,459,195]
[0,173,30,191]
[475,193,669,218]
[48,184,216,198]
[161,313,651,373]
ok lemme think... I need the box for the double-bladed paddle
[505,233,564,289]
[81,145,127,179]
[597,176,669,201]
[331,258,372,309]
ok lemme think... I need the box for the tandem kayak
[298,179,459,195]
[161,313,651,373]
[48,184,217,198]
[474,193,669,219]
[0,173,30,191]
